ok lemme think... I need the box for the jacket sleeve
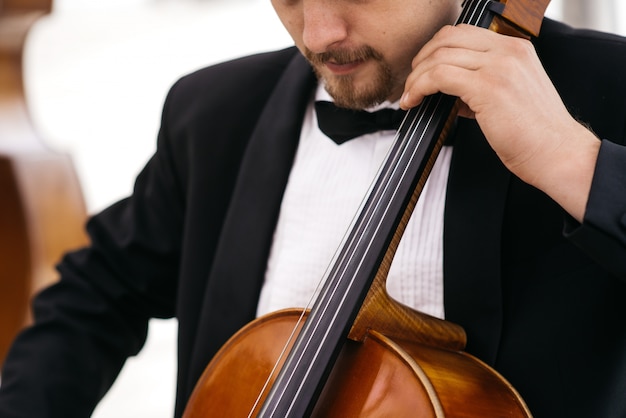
[565,139,626,281]
[0,79,187,418]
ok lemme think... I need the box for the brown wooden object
[0,0,88,365]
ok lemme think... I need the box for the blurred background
[11,0,626,416]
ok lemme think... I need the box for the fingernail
[400,92,409,107]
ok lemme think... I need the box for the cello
[184,0,550,416]
[0,0,88,364]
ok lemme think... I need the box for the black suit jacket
[1,18,625,418]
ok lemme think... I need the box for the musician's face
[272,0,462,109]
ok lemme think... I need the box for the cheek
[383,44,420,82]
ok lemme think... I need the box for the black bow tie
[315,101,406,144]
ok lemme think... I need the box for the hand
[400,24,600,222]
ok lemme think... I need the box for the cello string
[247,307,309,418]
[275,94,449,418]
[261,88,448,416]
[271,2,493,414]
[294,0,491,361]
[249,93,445,418]
[252,1,494,415]
[279,0,493,348]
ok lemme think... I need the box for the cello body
[184,309,531,417]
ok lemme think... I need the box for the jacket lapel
[187,53,317,383]
[443,117,510,364]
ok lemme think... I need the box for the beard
[304,45,397,110]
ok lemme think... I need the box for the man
[1,0,625,416]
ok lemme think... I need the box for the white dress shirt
[257,86,452,320]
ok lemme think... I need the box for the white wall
[26,0,292,214]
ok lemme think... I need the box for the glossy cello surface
[0,0,88,364]
[184,0,550,416]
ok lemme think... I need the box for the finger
[401,27,536,111]
[400,64,471,109]
[412,24,492,66]
[401,26,503,109]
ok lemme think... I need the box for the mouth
[324,59,365,75]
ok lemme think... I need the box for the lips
[324,60,364,75]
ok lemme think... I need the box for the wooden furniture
[0,0,88,364]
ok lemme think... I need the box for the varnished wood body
[0,0,88,364]
[488,0,551,39]
[183,309,531,417]
[497,0,550,36]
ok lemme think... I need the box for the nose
[301,0,349,53]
